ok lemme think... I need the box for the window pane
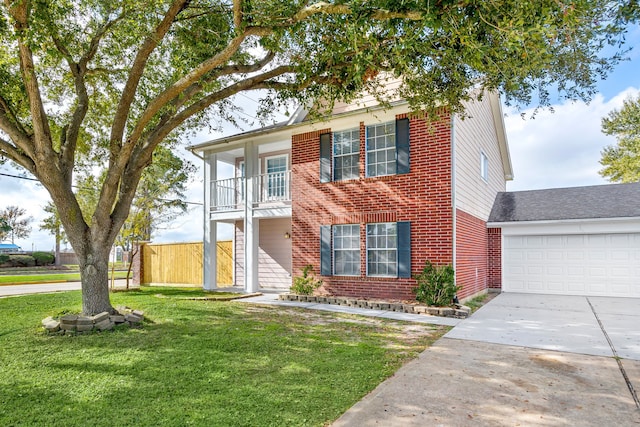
[366,122,396,177]
[333,224,360,276]
[366,222,397,277]
[333,129,360,181]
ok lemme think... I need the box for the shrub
[0,254,9,265]
[413,261,460,307]
[291,265,322,295]
[9,255,36,267]
[32,251,55,266]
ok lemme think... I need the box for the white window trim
[365,122,397,178]
[333,128,360,182]
[365,222,398,278]
[332,224,361,276]
[480,150,489,183]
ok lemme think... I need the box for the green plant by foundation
[291,265,322,295]
[413,261,460,307]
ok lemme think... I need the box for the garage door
[503,233,640,297]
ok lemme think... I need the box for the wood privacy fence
[140,241,233,286]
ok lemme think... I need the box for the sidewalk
[236,293,461,327]
[0,279,136,297]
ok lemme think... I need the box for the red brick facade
[487,227,502,290]
[455,209,488,299]
[291,113,455,300]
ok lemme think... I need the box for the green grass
[0,287,448,426]
[0,271,128,284]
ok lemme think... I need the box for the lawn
[0,287,448,426]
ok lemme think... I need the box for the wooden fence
[140,241,233,286]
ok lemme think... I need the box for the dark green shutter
[397,221,411,278]
[320,133,331,183]
[396,118,410,174]
[320,225,332,276]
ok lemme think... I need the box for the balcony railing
[210,171,291,210]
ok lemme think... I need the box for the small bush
[413,261,460,307]
[0,254,9,264]
[291,265,322,295]
[32,251,55,266]
[9,255,36,267]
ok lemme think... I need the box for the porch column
[203,153,218,291]
[244,141,260,293]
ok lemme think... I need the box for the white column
[203,153,218,291]
[244,141,260,293]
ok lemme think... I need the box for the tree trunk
[78,247,115,315]
[54,227,61,267]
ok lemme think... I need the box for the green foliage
[413,261,460,307]
[0,206,32,244]
[291,265,323,295]
[32,252,55,266]
[8,255,36,268]
[0,254,9,264]
[600,94,640,182]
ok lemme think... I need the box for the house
[190,89,512,302]
[487,183,640,298]
[0,243,22,254]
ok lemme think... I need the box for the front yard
[0,287,448,426]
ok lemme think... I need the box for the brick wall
[455,209,488,299]
[291,112,454,300]
[487,227,502,289]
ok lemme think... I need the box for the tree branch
[0,136,35,173]
[291,2,423,22]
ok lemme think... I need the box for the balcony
[210,170,291,211]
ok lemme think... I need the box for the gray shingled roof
[488,182,640,223]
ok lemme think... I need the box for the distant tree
[600,94,640,182]
[0,206,32,244]
[0,217,10,241]
[40,201,67,266]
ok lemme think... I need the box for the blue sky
[1,26,639,251]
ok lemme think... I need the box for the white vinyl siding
[454,95,507,220]
[366,222,398,277]
[366,122,396,177]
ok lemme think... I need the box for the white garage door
[503,233,640,297]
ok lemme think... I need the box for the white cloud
[504,87,640,191]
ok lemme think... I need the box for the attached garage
[488,183,640,298]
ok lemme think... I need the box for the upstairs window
[480,151,489,182]
[333,129,359,181]
[366,122,396,177]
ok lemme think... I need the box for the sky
[1,26,639,251]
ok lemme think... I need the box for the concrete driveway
[333,293,640,426]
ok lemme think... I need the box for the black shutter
[396,118,410,174]
[320,225,332,276]
[397,221,411,278]
[320,133,332,183]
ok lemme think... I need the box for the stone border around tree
[279,294,470,318]
[41,306,144,335]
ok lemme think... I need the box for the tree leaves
[600,94,640,182]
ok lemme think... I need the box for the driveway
[333,293,640,426]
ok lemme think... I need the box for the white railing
[210,170,291,210]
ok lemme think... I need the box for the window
[332,224,360,275]
[480,151,489,182]
[333,129,359,181]
[321,221,411,278]
[366,122,396,177]
[265,155,288,200]
[366,222,397,277]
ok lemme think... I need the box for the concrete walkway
[330,293,640,426]
[0,279,135,297]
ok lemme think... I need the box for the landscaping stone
[93,312,110,323]
[95,319,114,331]
[42,307,145,335]
[439,308,455,317]
[110,315,126,324]
[426,307,440,316]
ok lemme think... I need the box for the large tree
[600,94,640,182]
[0,0,637,315]
[0,206,32,244]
